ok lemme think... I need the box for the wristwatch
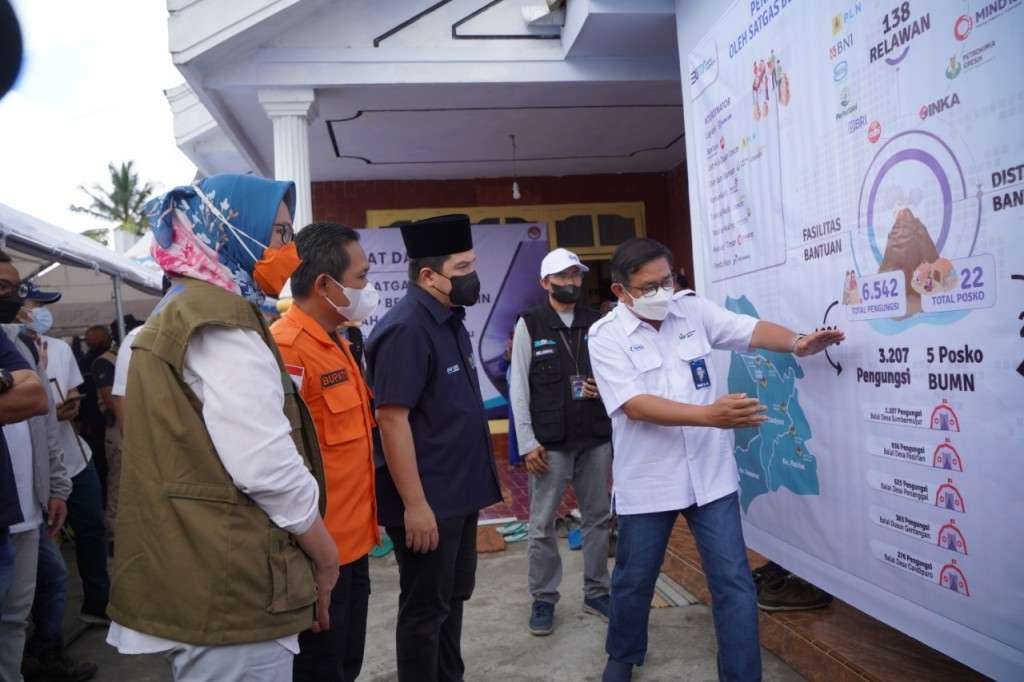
[789,333,806,355]
[0,368,13,395]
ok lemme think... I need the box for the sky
[0,1,196,236]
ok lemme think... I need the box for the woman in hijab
[105,175,338,682]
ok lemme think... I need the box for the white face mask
[627,285,673,321]
[27,307,53,334]
[323,276,379,323]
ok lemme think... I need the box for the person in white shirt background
[0,260,73,682]
[15,286,104,679]
[588,238,844,682]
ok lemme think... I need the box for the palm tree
[70,161,156,237]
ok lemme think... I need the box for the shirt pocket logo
[446,364,461,375]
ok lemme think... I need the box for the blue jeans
[67,461,109,613]
[0,529,13,607]
[605,492,761,681]
[27,530,67,653]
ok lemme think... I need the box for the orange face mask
[253,242,301,298]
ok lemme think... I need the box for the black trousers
[294,555,371,682]
[387,512,479,682]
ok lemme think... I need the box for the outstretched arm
[750,321,845,357]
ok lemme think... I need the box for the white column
[258,88,317,230]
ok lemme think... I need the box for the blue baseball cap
[23,281,61,304]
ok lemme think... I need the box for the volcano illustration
[878,208,939,316]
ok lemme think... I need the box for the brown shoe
[757,576,833,612]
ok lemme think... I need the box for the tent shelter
[0,203,163,338]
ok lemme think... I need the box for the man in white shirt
[19,294,110,629]
[588,239,843,682]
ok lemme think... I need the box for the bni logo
[954,14,972,41]
[833,60,849,82]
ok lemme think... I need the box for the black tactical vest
[521,302,612,451]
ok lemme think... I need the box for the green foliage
[70,161,155,236]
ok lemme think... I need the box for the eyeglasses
[0,279,28,300]
[271,222,294,244]
[626,277,675,298]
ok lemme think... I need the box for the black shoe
[24,650,98,682]
[79,603,110,626]
[602,658,633,682]
[758,575,833,612]
[752,560,789,587]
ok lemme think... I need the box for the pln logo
[832,3,862,35]
[954,14,973,41]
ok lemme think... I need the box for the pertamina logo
[836,86,858,120]
[954,14,972,41]
[830,33,854,60]
[834,60,849,82]
[919,93,960,120]
[946,56,962,80]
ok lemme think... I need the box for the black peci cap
[400,214,473,259]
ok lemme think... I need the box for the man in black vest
[509,248,613,636]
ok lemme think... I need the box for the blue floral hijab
[145,174,295,304]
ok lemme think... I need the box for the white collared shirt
[588,294,757,514]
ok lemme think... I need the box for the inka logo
[953,14,972,41]
[945,56,962,80]
[690,56,716,85]
[918,93,960,120]
[833,60,849,82]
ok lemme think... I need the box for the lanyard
[557,326,583,375]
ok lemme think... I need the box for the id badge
[689,358,711,389]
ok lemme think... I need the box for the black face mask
[0,296,23,324]
[435,271,481,307]
[551,283,581,305]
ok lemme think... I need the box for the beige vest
[108,278,326,645]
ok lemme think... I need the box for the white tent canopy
[0,203,163,336]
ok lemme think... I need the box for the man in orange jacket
[272,223,379,682]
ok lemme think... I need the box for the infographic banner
[686,0,1024,676]
[357,224,548,418]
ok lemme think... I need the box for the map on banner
[685,0,1024,677]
